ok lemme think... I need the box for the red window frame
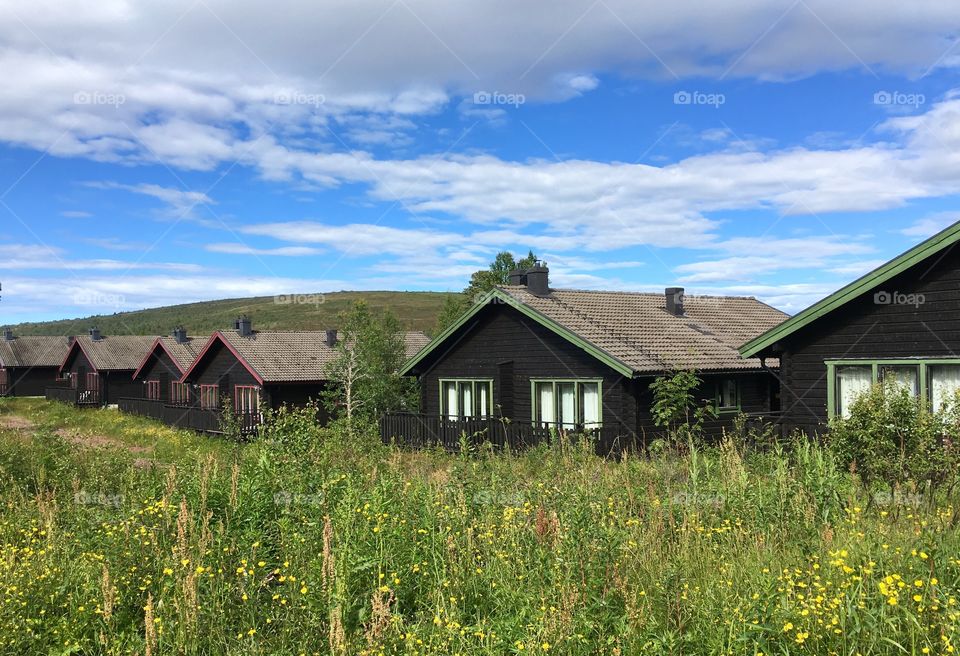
[86,372,100,392]
[169,382,190,406]
[145,380,161,400]
[0,369,7,386]
[234,386,260,414]
[70,373,77,389]
[199,385,219,410]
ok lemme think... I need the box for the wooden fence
[45,385,101,407]
[117,397,261,436]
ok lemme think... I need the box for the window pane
[442,382,458,420]
[930,365,960,412]
[558,383,576,428]
[460,383,474,418]
[581,382,600,428]
[477,383,490,418]
[880,365,919,397]
[536,382,555,425]
[837,366,873,418]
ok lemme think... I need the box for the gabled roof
[740,219,960,359]
[132,335,209,380]
[402,286,788,377]
[182,330,431,384]
[0,336,72,368]
[61,335,158,372]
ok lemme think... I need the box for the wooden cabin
[52,329,157,406]
[131,327,207,404]
[172,318,429,432]
[0,329,71,397]
[393,264,787,452]
[741,219,960,436]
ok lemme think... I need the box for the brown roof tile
[72,335,159,371]
[218,330,430,383]
[0,336,72,368]
[156,336,208,373]
[499,286,787,373]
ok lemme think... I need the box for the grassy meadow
[0,398,958,655]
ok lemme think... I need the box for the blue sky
[1,0,960,323]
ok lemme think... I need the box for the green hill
[7,291,456,337]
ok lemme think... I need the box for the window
[827,359,960,418]
[170,382,191,406]
[879,365,919,396]
[234,386,260,414]
[716,378,740,412]
[199,384,219,410]
[86,372,100,393]
[836,365,872,418]
[532,380,601,429]
[441,380,493,419]
[145,380,161,400]
[929,365,960,412]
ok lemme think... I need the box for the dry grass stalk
[328,606,347,656]
[322,515,335,592]
[101,565,114,622]
[366,588,395,646]
[144,593,156,656]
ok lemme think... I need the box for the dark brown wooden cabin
[0,329,71,396]
[131,328,207,404]
[52,329,157,406]
[393,264,787,453]
[741,219,960,436]
[169,318,429,432]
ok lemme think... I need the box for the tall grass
[0,398,957,655]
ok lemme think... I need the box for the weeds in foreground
[0,398,957,655]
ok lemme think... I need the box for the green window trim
[825,358,960,419]
[439,378,494,419]
[530,378,603,428]
[714,378,741,414]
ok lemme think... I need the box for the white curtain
[931,365,960,412]
[444,382,458,420]
[461,383,474,418]
[537,382,555,425]
[882,365,919,396]
[477,383,489,418]
[837,366,873,418]
[581,382,600,428]
[558,383,576,428]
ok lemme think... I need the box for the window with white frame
[532,380,601,429]
[716,378,740,412]
[929,365,960,413]
[440,380,492,419]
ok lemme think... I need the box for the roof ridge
[505,285,762,301]
[545,292,671,370]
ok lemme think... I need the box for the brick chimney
[325,329,337,348]
[237,316,253,337]
[665,287,685,316]
[89,326,102,341]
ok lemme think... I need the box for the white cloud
[0,243,202,272]
[900,212,960,238]
[205,243,324,256]
[85,181,214,218]
[60,210,92,218]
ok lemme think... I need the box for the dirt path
[55,428,153,455]
[0,415,36,430]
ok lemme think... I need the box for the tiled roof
[156,336,208,373]
[217,330,431,383]
[71,335,159,371]
[499,286,788,373]
[0,336,72,368]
